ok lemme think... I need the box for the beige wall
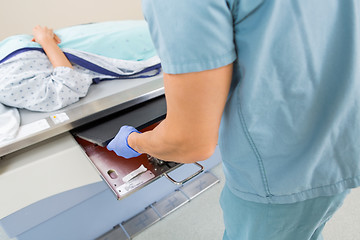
[0,0,144,40]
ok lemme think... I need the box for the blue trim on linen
[0,47,43,64]
[92,65,161,83]
[64,52,120,76]
[0,48,116,76]
[0,48,162,83]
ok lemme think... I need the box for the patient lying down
[0,22,160,142]
[0,26,104,112]
[0,23,160,112]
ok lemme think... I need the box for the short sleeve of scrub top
[142,0,237,74]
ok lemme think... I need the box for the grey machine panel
[72,95,166,146]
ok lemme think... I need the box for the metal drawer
[72,95,203,200]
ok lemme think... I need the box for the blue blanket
[0,20,157,63]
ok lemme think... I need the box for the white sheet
[0,103,20,142]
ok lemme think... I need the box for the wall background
[0,0,143,40]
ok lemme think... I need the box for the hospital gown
[0,20,161,144]
[0,50,110,112]
[0,48,160,144]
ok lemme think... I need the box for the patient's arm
[32,25,73,69]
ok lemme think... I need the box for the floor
[1,164,360,240]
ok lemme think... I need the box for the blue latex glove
[107,125,141,159]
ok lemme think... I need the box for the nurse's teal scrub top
[142,0,360,204]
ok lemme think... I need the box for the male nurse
[108,1,360,239]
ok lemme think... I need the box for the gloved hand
[107,125,141,159]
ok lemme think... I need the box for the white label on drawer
[122,164,147,183]
[50,113,69,124]
[117,170,155,196]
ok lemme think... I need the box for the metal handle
[164,162,204,185]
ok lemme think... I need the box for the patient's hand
[31,25,61,45]
[30,25,72,69]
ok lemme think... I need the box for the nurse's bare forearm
[128,64,232,163]
[40,40,73,69]
[128,119,214,163]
